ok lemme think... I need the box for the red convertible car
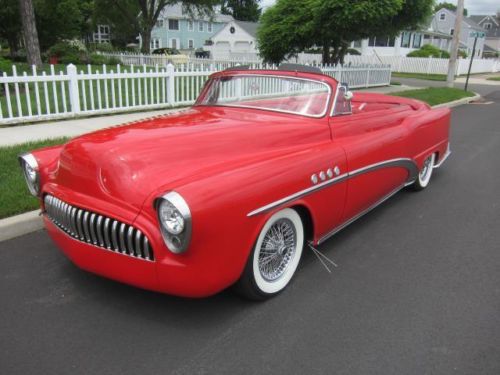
[19,65,451,300]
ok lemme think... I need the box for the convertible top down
[19,66,451,299]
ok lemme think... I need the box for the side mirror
[344,91,354,101]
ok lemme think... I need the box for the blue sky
[260,0,499,15]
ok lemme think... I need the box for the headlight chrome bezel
[18,153,40,197]
[156,191,192,254]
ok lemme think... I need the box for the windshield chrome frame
[196,74,333,119]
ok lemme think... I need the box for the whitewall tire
[235,208,304,300]
[413,153,436,191]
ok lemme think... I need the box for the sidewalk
[0,85,418,147]
[0,108,181,147]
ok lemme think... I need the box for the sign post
[465,31,485,91]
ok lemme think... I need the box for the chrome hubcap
[258,218,297,282]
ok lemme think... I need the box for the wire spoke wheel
[236,208,304,300]
[258,218,297,282]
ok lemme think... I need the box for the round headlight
[18,153,40,196]
[159,199,185,235]
[156,192,192,254]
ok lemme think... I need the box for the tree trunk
[140,27,152,54]
[322,41,331,65]
[18,0,42,67]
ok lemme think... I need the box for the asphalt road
[1,86,499,375]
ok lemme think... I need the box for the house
[351,31,453,57]
[207,20,259,59]
[430,8,486,57]
[469,14,500,54]
[93,25,111,44]
[149,4,233,51]
[352,9,486,58]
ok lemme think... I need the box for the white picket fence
[341,55,500,75]
[0,62,391,126]
[103,51,500,75]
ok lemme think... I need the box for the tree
[434,2,468,16]
[35,0,88,50]
[221,0,261,22]
[0,0,22,56]
[19,0,42,67]
[258,0,434,65]
[94,0,219,53]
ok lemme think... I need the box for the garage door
[234,41,251,52]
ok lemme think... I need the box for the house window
[168,19,179,31]
[401,32,411,48]
[484,23,492,30]
[207,22,213,33]
[353,40,362,48]
[170,38,178,49]
[155,19,164,28]
[439,13,446,20]
[188,39,194,49]
[369,36,396,47]
[412,33,422,48]
[450,29,454,35]
[99,25,109,34]
[368,37,376,47]
[151,38,160,50]
[188,20,194,31]
[198,21,204,32]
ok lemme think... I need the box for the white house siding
[208,21,259,59]
[430,8,485,57]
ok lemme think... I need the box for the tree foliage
[94,0,219,53]
[258,0,434,65]
[434,2,468,16]
[221,0,261,22]
[35,0,94,50]
[0,0,22,55]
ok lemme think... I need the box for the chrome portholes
[319,171,326,181]
[247,158,418,217]
[258,218,297,282]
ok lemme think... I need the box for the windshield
[196,75,331,117]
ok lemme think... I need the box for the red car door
[329,102,414,225]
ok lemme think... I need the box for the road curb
[0,210,43,242]
[432,93,481,109]
[0,92,482,242]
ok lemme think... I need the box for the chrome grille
[44,195,154,261]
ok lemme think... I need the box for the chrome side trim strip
[317,184,405,245]
[247,158,418,217]
[247,173,349,217]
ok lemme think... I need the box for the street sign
[470,31,485,38]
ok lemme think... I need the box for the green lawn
[392,72,447,81]
[486,76,500,81]
[0,138,69,219]
[392,87,475,106]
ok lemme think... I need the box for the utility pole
[446,0,465,87]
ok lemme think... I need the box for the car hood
[55,107,328,211]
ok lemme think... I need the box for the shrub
[0,57,13,73]
[89,53,109,65]
[407,44,450,58]
[47,41,86,64]
[88,43,115,53]
[107,56,121,65]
